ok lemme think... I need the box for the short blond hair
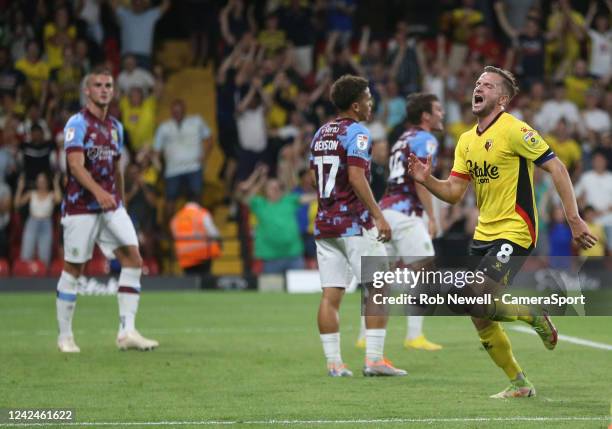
[484,66,519,101]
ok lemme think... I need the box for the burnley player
[409,66,596,397]
[379,93,443,351]
[56,67,158,352]
[311,74,406,377]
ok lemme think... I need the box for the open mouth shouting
[473,94,484,109]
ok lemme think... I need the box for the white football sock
[320,332,342,365]
[358,315,366,340]
[117,267,141,335]
[56,271,78,340]
[407,315,424,340]
[366,329,386,361]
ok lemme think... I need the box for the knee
[130,253,143,268]
[119,247,143,268]
[63,261,84,278]
[471,316,493,331]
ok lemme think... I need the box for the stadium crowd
[0,0,611,277]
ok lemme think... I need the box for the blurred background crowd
[0,0,610,278]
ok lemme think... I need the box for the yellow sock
[478,322,522,380]
[490,301,534,324]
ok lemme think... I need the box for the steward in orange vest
[170,202,221,274]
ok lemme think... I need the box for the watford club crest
[485,139,493,151]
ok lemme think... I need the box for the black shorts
[469,239,533,286]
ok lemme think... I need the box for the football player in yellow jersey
[408,66,597,398]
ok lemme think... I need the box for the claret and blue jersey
[379,127,439,216]
[310,117,374,239]
[62,108,124,216]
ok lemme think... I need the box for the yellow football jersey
[451,112,555,249]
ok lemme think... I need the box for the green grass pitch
[1,291,611,428]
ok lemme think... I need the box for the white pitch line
[511,325,612,351]
[0,416,608,427]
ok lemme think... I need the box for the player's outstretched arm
[347,165,391,242]
[67,151,117,210]
[538,157,597,249]
[408,154,469,205]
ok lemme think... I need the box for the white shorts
[62,207,139,263]
[383,209,434,265]
[315,227,388,288]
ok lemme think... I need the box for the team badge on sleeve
[111,129,118,143]
[426,139,437,155]
[356,134,369,150]
[65,127,75,142]
[521,127,540,146]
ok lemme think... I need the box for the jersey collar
[476,111,505,136]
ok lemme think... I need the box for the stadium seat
[252,259,263,274]
[12,259,47,278]
[85,257,109,277]
[0,258,9,277]
[142,258,159,276]
[48,259,65,277]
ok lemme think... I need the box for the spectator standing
[237,165,315,274]
[117,54,155,96]
[18,104,52,143]
[7,8,35,62]
[575,151,612,248]
[279,0,315,77]
[49,45,84,111]
[579,206,607,257]
[20,124,55,185]
[581,89,611,139]
[548,205,573,270]
[219,0,255,52]
[111,0,171,69]
[154,99,212,218]
[0,46,26,99]
[15,40,49,103]
[582,0,612,81]
[544,118,582,177]
[534,83,581,134]
[75,0,104,46]
[14,172,62,266]
[43,6,77,69]
[563,59,594,109]
[119,86,157,152]
[235,77,270,181]
[257,13,287,58]
[545,0,585,77]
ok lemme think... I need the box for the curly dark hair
[330,75,369,111]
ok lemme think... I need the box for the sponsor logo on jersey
[466,160,499,183]
[86,146,117,161]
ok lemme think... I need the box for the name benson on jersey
[466,159,499,183]
[313,140,339,151]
